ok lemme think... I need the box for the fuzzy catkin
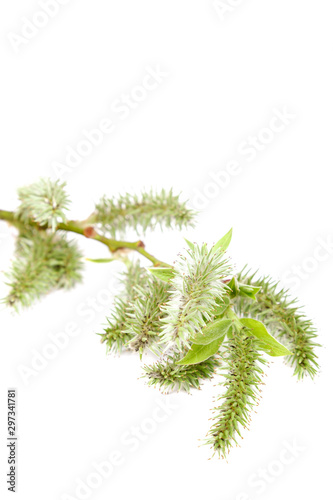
[94,189,195,237]
[160,243,230,349]
[206,328,266,459]
[5,229,83,309]
[235,267,320,379]
[126,277,171,358]
[101,260,147,353]
[143,350,221,393]
[16,178,70,232]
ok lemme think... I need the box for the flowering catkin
[126,277,170,358]
[234,267,320,379]
[5,228,83,309]
[206,328,266,459]
[101,261,147,353]
[16,178,70,232]
[143,350,221,393]
[160,243,231,349]
[94,189,195,237]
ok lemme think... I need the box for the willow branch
[0,210,171,268]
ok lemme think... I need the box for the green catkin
[5,229,83,309]
[126,277,171,359]
[94,189,195,237]
[206,328,266,459]
[101,261,148,353]
[16,178,70,232]
[160,243,231,349]
[48,234,84,289]
[142,350,221,393]
[235,267,320,379]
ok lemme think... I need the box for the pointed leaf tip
[184,238,195,251]
[176,338,222,365]
[240,318,292,357]
[213,228,233,253]
[191,318,232,345]
[148,267,175,282]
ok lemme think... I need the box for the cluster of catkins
[1,178,320,459]
[101,241,320,459]
[2,179,193,310]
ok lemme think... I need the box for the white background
[0,1,332,499]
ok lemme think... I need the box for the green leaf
[184,238,195,251]
[212,304,228,316]
[213,228,233,253]
[176,338,222,365]
[212,297,230,317]
[240,318,292,357]
[148,267,175,282]
[239,284,261,301]
[86,258,114,263]
[228,278,260,301]
[228,276,239,298]
[191,319,232,345]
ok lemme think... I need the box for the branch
[0,210,171,268]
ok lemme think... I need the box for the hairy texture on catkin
[94,189,195,237]
[143,350,221,393]
[235,267,320,379]
[101,261,147,353]
[4,229,83,309]
[126,277,171,359]
[206,329,266,459]
[16,178,70,232]
[160,243,231,349]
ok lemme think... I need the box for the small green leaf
[191,319,232,345]
[239,284,261,301]
[212,304,228,316]
[148,267,175,282]
[176,338,222,365]
[86,258,114,263]
[228,278,260,301]
[212,297,230,317]
[228,276,239,297]
[213,228,233,253]
[240,318,292,357]
[184,238,195,251]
